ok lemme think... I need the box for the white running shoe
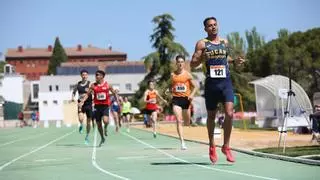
[181,141,187,150]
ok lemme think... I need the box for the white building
[38,73,145,122]
[0,74,24,104]
[0,74,24,120]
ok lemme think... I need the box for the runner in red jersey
[143,80,167,138]
[80,70,120,147]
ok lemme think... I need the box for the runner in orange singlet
[143,80,167,138]
[170,55,198,150]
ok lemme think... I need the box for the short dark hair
[147,79,154,85]
[95,70,105,77]
[80,69,88,74]
[175,55,185,61]
[203,17,217,26]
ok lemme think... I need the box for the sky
[0,0,319,61]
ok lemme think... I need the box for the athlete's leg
[102,107,109,137]
[181,108,190,149]
[103,115,109,136]
[125,113,131,132]
[221,101,235,162]
[95,109,105,146]
[182,108,191,128]
[207,110,217,147]
[173,105,184,143]
[221,81,235,162]
[112,111,119,132]
[84,107,93,144]
[223,102,233,146]
[151,111,158,138]
[183,108,191,126]
[78,112,85,133]
[86,107,93,134]
[86,118,91,135]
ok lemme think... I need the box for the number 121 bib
[210,65,226,78]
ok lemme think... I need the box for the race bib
[174,84,187,93]
[97,92,106,100]
[149,98,157,104]
[210,65,226,78]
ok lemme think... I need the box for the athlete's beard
[96,78,103,84]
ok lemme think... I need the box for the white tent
[250,75,313,128]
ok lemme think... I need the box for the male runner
[72,69,93,144]
[143,80,167,138]
[170,55,198,150]
[190,17,244,164]
[80,70,120,146]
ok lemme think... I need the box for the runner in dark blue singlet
[190,17,245,164]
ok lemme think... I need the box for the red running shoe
[209,146,218,164]
[221,145,235,163]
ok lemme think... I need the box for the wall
[39,73,145,95]
[38,91,70,121]
[0,74,24,103]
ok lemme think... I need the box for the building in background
[0,74,24,120]
[57,61,146,75]
[38,73,145,122]
[5,44,127,80]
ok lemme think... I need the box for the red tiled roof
[5,45,126,58]
[61,61,144,67]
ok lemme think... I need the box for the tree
[278,28,290,39]
[226,32,256,110]
[132,14,188,110]
[245,27,267,74]
[0,61,5,73]
[47,37,68,75]
[245,27,265,52]
[247,28,320,98]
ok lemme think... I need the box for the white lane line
[122,132,279,180]
[117,156,149,160]
[92,128,130,180]
[0,130,75,171]
[34,158,72,162]
[0,132,48,147]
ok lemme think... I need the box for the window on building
[32,84,39,99]
[43,100,48,105]
[55,85,59,91]
[53,100,58,105]
[125,83,132,91]
[5,66,10,73]
[49,85,52,92]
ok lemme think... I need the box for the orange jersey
[171,70,192,97]
[145,90,158,110]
